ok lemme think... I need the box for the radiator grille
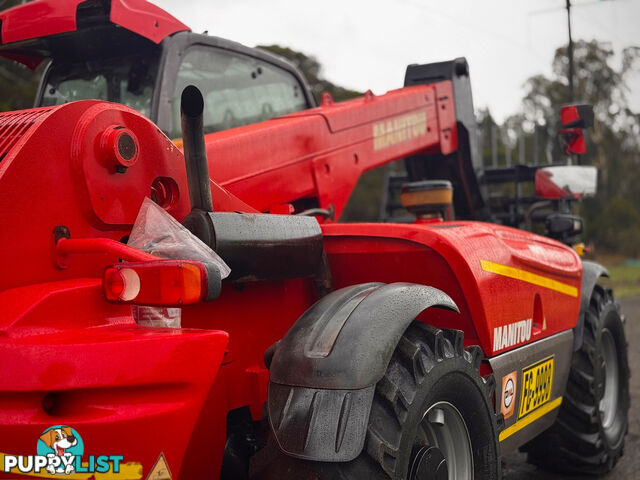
[0,107,55,163]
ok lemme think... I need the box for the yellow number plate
[519,356,554,418]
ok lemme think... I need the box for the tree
[521,40,639,191]
[257,45,362,103]
[0,60,41,112]
[487,40,640,256]
[0,0,22,10]
[0,0,41,112]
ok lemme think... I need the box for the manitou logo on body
[493,319,532,351]
[372,112,427,151]
[2,425,125,475]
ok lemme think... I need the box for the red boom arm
[200,82,458,220]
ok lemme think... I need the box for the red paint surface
[535,169,571,199]
[0,0,189,45]
[0,73,582,477]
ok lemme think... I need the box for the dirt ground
[502,296,640,479]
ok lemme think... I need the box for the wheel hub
[599,328,620,432]
[409,401,473,480]
[410,446,448,480]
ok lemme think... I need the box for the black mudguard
[574,260,609,351]
[267,282,458,462]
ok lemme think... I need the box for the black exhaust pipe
[181,85,213,212]
[179,87,324,283]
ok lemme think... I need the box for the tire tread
[524,285,629,475]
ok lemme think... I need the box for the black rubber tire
[523,285,630,474]
[252,322,502,479]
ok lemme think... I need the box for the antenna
[528,0,620,102]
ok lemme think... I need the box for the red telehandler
[0,1,629,479]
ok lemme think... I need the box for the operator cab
[36,32,314,138]
[0,2,314,137]
[40,47,159,118]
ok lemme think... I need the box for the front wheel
[364,323,501,480]
[252,322,501,479]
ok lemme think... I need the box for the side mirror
[535,166,597,199]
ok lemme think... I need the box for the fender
[573,260,609,350]
[267,282,458,462]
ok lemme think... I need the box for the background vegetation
[258,45,362,103]
[1,1,638,260]
[262,42,640,255]
[476,40,640,257]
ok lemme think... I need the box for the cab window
[41,54,158,118]
[170,47,307,138]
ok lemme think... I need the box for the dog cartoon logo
[3,425,131,476]
[37,425,84,475]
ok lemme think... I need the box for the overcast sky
[150,0,640,122]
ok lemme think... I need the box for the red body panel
[322,222,581,356]
[0,0,189,45]
[0,73,582,477]
[0,102,223,477]
[0,280,228,478]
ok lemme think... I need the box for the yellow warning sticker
[519,356,554,418]
[146,453,171,480]
[500,371,517,420]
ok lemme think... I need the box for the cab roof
[0,0,189,46]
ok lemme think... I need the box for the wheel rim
[599,328,620,431]
[410,401,474,480]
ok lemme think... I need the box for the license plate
[519,356,554,418]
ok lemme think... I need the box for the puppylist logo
[3,425,127,476]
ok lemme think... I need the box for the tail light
[103,260,221,306]
[559,104,593,155]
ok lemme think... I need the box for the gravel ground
[502,296,640,479]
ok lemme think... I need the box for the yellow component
[480,260,578,297]
[0,452,142,479]
[499,397,563,442]
[172,138,183,149]
[519,356,554,418]
[146,453,172,480]
[400,188,453,208]
[573,243,585,256]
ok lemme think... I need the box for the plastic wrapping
[131,305,182,328]
[127,198,230,327]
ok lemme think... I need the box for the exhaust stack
[180,85,214,212]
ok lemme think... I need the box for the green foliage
[340,166,387,222]
[0,59,41,112]
[257,45,362,103]
[594,256,640,298]
[0,0,41,111]
[0,20,637,251]
[586,196,640,257]
[0,0,22,11]
[483,39,640,257]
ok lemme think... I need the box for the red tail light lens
[104,267,142,301]
[103,260,209,306]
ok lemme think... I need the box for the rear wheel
[524,285,629,474]
[252,322,501,479]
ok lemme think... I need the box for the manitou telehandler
[0,1,629,479]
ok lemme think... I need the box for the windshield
[169,47,308,138]
[40,54,159,118]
